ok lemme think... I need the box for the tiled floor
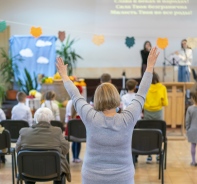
[0,139,197,184]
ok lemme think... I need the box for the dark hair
[181,39,191,49]
[143,41,152,51]
[190,90,197,103]
[126,79,138,91]
[152,72,159,84]
[190,84,197,103]
[100,73,111,83]
[45,91,56,100]
[17,91,27,102]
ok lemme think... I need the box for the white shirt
[41,100,60,121]
[178,48,193,66]
[11,103,33,126]
[65,100,72,123]
[0,108,6,121]
[121,93,136,110]
[121,92,141,120]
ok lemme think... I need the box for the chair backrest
[192,68,197,81]
[0,120,29,142]
[51,120,64,132]
[17,150,61,181]
[132,129,162,155]
[68,119,86,142]
[0,129,11,152]
[135,120,166,139]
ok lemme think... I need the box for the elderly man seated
[16,107,71,184]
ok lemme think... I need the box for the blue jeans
[72,142,81,159]
[178,65,190,82]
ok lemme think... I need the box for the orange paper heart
[157,38,168,50]
[92,35,105,46]
[30,27,42,38]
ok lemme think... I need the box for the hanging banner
[30,27,42,38]
[0,21,6,32]
[10,35,57,83]
[156,38,168,50]
[187,37,197,49]
[92,35,105,46]
[125,37,135,48]
[58,31,66,42]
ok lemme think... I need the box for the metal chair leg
[164,142,167,169]
[161,153,164,184]
[13,151,17,177]
[12,155,15,184]
[159,153,161,179]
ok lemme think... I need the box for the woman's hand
[56,57,70,82]
[146,47,160,73]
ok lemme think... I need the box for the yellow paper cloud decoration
[30,27,42,38]
[156,38,168,50]
[92,35,105,46]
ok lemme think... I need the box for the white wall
[0,0,197,76]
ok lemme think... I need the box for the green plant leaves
[0,85,6,105]
[56,35,83,76]
[17,68,38,95]
[0,48,22,86]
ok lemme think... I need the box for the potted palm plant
[56,35,83,76]
[0,85,6,107]
[0,48,22,100]
[17,68,38,95]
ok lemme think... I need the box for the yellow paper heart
[92,35,105,46]
[187,37,197,49]
[30,27,42,38]
[157,38,168,50]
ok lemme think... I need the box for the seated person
[0,108,6,121]
[90,73,112,105]
[11,92,33,126]
[121,79,138,110]
[16,107,71,183]
[41,91,60,121]
[0,124,6,163]
[65,85,82,163]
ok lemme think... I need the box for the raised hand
[146,47,160,73]
[56,57,70,81]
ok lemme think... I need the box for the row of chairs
[0,119,167,184]
[0,129,66,184]
[66,119,166,184]
[0,120,64,143]
[0,120,66,184]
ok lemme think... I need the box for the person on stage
[140,41,152,77]
[175,39,193,82]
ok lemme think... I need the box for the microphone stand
[163,49,166,82]
[120,71,127,97]
[164,56,179,82]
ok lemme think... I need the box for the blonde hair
[94,83,120,111]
